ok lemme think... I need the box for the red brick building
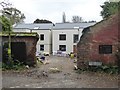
[77,13,119,68]
[1,32,39,66]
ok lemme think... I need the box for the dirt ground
[2,56,119,88]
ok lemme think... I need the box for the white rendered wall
[52,29,83,55]
[32,29,52,54]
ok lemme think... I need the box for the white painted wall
[32,29,52,54]
[52,29,83,55]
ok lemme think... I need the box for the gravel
[2,56,119,88]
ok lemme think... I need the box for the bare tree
[0,0,12,8]
[0,0,25,25]
[72,16,83,23]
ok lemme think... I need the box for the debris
[42,71,48,77]
[25,65,29,69]
[70,52,74,59]
[43,60,49,65]
[40,56,45,61]
[25,84,29,87]
[49,68,61,73]
[73,59,77,63]
[74,65,78,70]
[37,57,49,65]
[64,73,71,76]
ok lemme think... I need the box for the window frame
[40,34,44,41]
[59,45,66,51]
[59,34,66,41]
[73,34,79,43]
[40,44,44,51]
[99,45,112,54]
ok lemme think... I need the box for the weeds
[76,65,118,74]
[2,60,26,71]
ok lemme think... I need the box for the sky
[1,0,108,23]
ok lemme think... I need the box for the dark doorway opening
[11,42,27,63]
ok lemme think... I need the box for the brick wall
[2,36,38,66]
[77,13,119,68]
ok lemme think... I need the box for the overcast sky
[1,0,108,23]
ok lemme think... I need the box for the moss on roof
[0,32,39,37]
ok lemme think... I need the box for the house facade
[77,13,119,68]
[13,22,96,55]
[52,23,96,55]
[14,23,53,55]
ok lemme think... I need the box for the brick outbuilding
[1,32,39,66]
[77,13,119,68]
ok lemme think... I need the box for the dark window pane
[59,45,66,51]
[99,45,112,54]
[40,45,44,51]
[40,34,44,40]
[74,34,79,43]
[59,34,66,40]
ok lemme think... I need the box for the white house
[14,23,53,55]
[13,22,96,56]
[52,23,96,55]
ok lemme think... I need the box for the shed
[1,32,39,66]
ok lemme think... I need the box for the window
[59,45,66,51]
[59,34,66,40]
[73,34,79,43]
[40,34,44,40]
[99,45,112,54]
[40,45,44,51]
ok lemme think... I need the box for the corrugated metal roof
[53,23,96,30]
[14,23,54,30]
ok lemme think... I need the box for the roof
[53,22,96,30]
[13,22,96,30]
[0,32,39,37]
[14,23,54,30]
